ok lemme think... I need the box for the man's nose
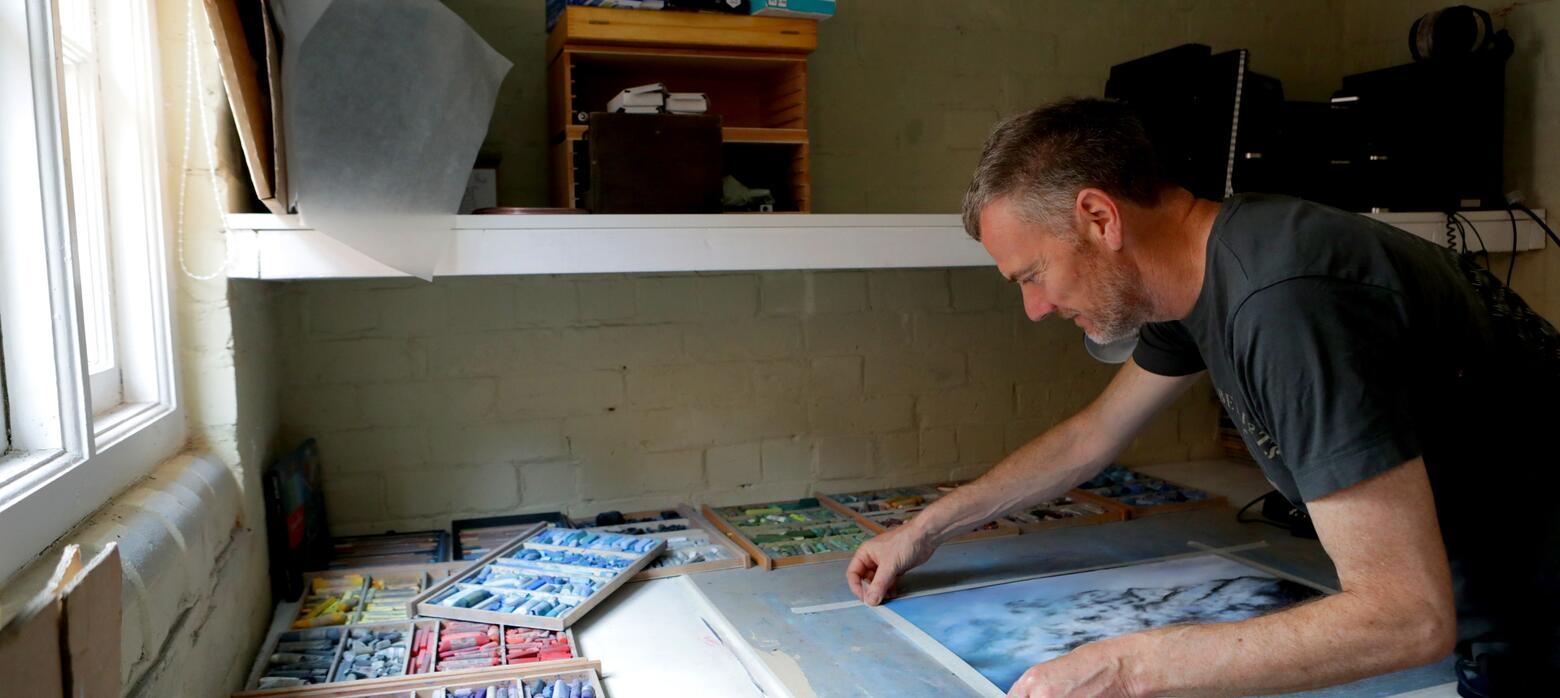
[1022,286,1056,322]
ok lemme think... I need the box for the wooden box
[240,660,603,698]
[817,483,1022,544]
[1073,465,1228,518]
[401,665,605,698]
[546,5,818,57]
[286,568,432,630]
[239,619,436,695]
[701,497,872,570]
[547,7,813,212]
[230,565,574,696]
[409,525,663,631]
[577,505,750,580]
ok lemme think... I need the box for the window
[59,0,121,415]
[0,0,183,582]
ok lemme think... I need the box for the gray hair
[962,98,1169,241]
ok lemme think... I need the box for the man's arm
[1009,457,1456,697]
[846,359,1201,605]
[913,359,1201,541]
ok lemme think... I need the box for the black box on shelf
[586,112,723,213]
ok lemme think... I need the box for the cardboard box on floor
[0,543,122,697]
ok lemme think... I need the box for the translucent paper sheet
[273,0,511,279]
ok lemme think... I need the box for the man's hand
[1006,640,1139,698]
[845,522,937,606]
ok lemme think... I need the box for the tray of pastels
[1076,464,1225,514]
[378,666,606,698]
[238,617,580,696]
[410,525,664,631]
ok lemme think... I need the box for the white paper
[273,0,512,279]
[575,577,774,697]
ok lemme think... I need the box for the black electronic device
[1334,39,1511,212]
[1104,44,1284,201]
[586,112,723,213]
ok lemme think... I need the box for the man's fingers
[845,552,873,601]
[865,561,897,606]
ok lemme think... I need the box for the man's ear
[1075,189,1123,251]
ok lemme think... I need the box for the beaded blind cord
[175,0,232,281]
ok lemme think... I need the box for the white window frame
[0,0,184,583]
[58,0,123,415]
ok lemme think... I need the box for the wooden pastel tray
[817,483,1021,544]
[1000,493,1130,532]
[701,498,873,570]
[1073,465,1227,517]
[240,660,603,698]
[579,505,750,580]
[409,524,663,631]
[238,616,579,696]
[406,665,604,698]
[288,569,431,629]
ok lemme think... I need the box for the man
[846,98,1559,697]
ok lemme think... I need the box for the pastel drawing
[886,554,1320,691]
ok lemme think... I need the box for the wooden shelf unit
[547,9,815,212]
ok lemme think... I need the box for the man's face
[979,197,1152,344]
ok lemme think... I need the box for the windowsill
[0,449,72,499]
[93,400,167,446]
[0,401,184,582]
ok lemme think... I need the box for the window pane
[57,0,92,50]
[58,0,120,412]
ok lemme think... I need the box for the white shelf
[223,209,1546,280]
[224,213,987,279]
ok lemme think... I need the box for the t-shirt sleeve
[1232,278,1422,501]
[1133,321,1207,376]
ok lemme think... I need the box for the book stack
[607,83,710,115]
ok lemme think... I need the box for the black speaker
[1105,44,1284,201]
[1336,42,1511,212]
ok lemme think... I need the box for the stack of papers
[665,92,709,114]
[607,82,710,115]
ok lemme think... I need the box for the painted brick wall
[277,271,1224,534]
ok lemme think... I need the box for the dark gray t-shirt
[1133,194,1560,665]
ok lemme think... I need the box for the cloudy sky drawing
[888,554,1321,690]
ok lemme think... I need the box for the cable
[1514,202,1560,249]
[175,0,231,281]
[1235,492,1292,532]
[1454,211,1491,269]
[1445,213,1460,252]
[1506,206,1518,285]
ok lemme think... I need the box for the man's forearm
[1114,589,1452,697]
[911,414,1110,545]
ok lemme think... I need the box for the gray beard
[1081,256,1152,344]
